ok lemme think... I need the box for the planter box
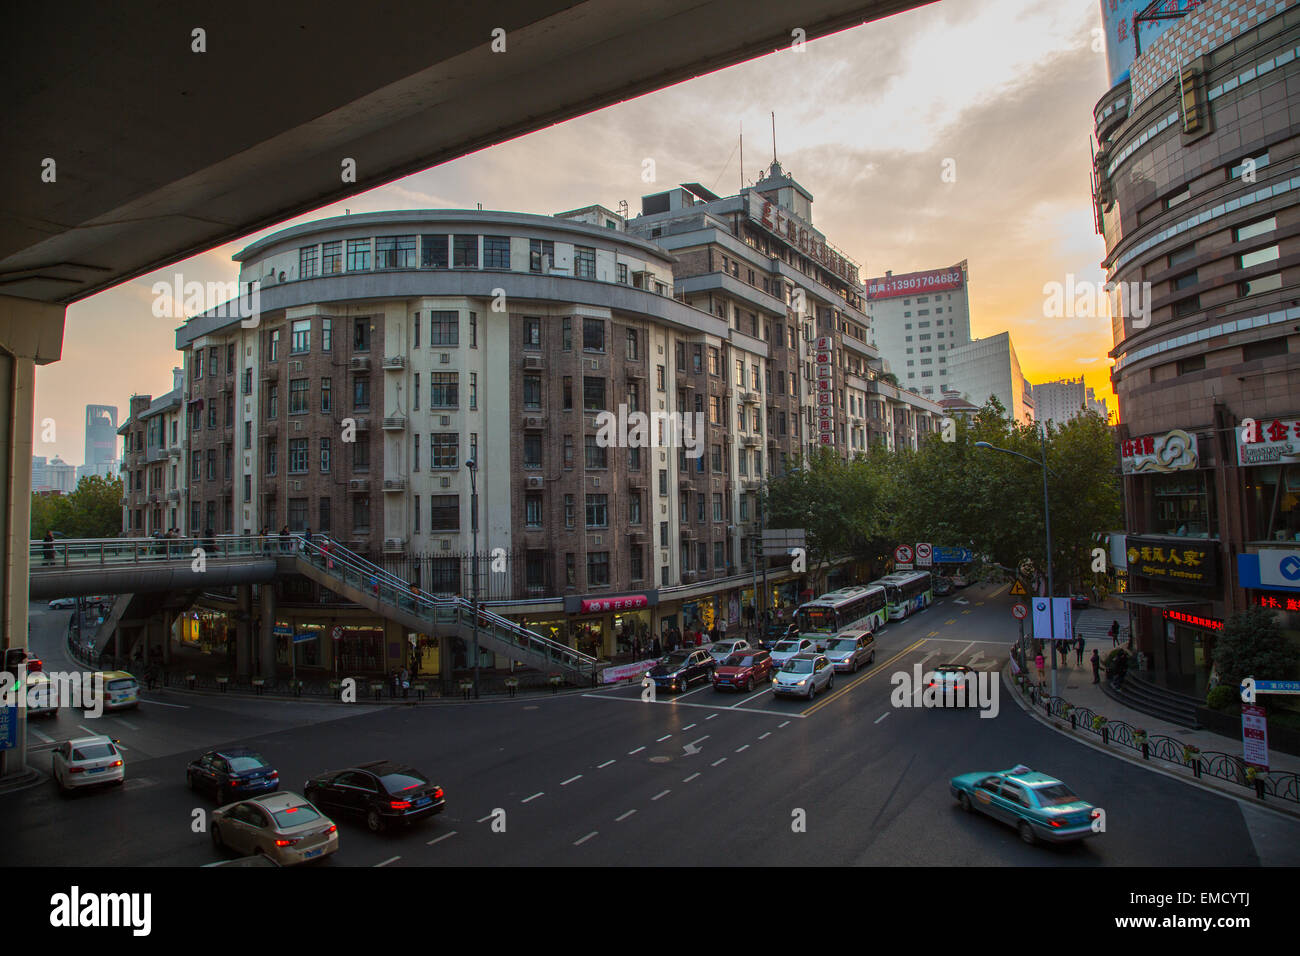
[1196,705,1300,759]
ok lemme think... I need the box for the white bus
[795,585,889,647]
[873,572,933,620]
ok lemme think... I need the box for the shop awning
[1116,593,1205,608]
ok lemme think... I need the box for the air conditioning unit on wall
[526,476,544,489]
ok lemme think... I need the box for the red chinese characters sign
[751,200,858,285]
[1253,594,1300,612]
[1162,608,1223,631]
[1237,417,1300,467]
[580,595,649,614]
[864,266,964,301]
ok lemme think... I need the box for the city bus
[873,571,933,620]
[795,585,889,648]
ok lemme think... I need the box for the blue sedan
[187,748,280,805]
[950,765,1099,845]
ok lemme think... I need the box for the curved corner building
[1093,0,1300,692]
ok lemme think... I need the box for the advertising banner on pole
[1242,704,1269,771]
[1030,597,1072,642]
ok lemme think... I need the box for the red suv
[712,650,774,693]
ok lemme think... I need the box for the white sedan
[769,637,814,668]
[772,653,834,699]
[707,639,751,664]
[211,792,339,865]
[52,735,124,792]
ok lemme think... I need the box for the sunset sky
[36,0,1115,465]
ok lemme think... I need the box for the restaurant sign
[748,195,858,285]
[1161,608,1223,631]
[1237,418,1300,467]
[1126,535,1218,587]
[1120,429,1198,475]
[564,591,658,615]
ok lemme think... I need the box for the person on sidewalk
[1090,648,1101,684]
[1035,652,1045,686]
[1109,619,1120,647]
[1075,634,1085,666]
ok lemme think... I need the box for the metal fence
[1014,673,1300,805]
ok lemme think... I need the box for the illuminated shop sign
[864,266,964,301]
[1126,535,1218,587]
[1237,418,1300,467]
[1253,593,1300,612]
[749,197,858,284]
[1120,429,1198,474]
[1161,608,1223,631]
[816,335,834,445]
[564,591,659,614]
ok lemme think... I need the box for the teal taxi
[950,764,1099,845]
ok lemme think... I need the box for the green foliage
[1213,606,1299,692]
[1206,685,1237,711]
[30,475,124,539]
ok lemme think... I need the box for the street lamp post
[976,428,1058,698]
[465,457,480,699]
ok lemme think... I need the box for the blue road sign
[292,632,318,644]
[932,547,973,564]
[0,706,17,751]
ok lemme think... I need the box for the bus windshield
[797,608,837,633]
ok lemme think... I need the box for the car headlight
[796,679,807,686]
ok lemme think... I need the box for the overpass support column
[259,584,277,680]
[236,585,253,678]
[0,296,65,779]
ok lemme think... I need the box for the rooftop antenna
[771,111,777,166]
[739,121,744,191]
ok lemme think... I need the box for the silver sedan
[771,653,834,699]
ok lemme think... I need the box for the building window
[1239,245,1279,270]
[525,494,543,528]
[563,434,574,468]
[353,319,370,352]
[430,372,459,407]
[1230,151,1270,180]
[289,379,309,414]
[267,383,278,418]
[629,494,642,525]
[617,263,628,284]
[583,376,606,411]
[1235,217,1276,243]
[529,239,555,273]
[657,365,665,390]
[352,440,369,472]
[431,434,459,469]
[413,494,421,534]
[353,377,370,410]
[421,235,449,269]
[453,235,478,268]
[563,376,573,410]
[191,451,201,480]
[483,236,511,269]
[413,434,420,472]
[574,246,596,278]
[564,494,575,528]
[523,375,542,409]
[586,494,608,528]
[319,497,331,533]
[289,439,309,474]
[584,435,606,469]
[321,377,331,413]
[430,311,458,346]
[566,553,576,586]
[346,238,371,271]
[524,434,542,468]
[659,521,668,547]
[562,317,572,351]
[299,245,319,278]
[430,495,459,531]
[1240,273,1283,297]
[376,235,417,269]
[470,313,477,347]
[658,469,667,497]
[352,496,370,532]
[320,438,331,473]
[322,240,343,274]
[711,445,722,473]
[269,329,280,362]
[524,317,542,348]
[625,329,639,361]
[583,318,605,352]
[413,373,420,410]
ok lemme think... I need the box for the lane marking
[522,792,544,803]
[583,694,805,719]
[928,631,939,638]
[375,856,400,867]
[138,698,189,708]
[778,720,790,728]
[945,619,956,625]
[683,772,700,783]
[802,638,927,716]
[735,744,749,753]
[114,718,139,731]
[29,727,54,744]
[427,831,457,846]
[628,746,645,755]
[651,790,671,801]
[615,810,637,822]
[682,723,696,731]
[476,813,493,823]
[705,714,718,720]
[656,734,672,742]
[574,832,598,846]
[758,732,771,740]
[711,758,727,767]
[561,774,583,786]
[597,759,615,769]
[875,712,891,724]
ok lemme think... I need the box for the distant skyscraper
[84,405,118,471]
[1033,377,1108,425]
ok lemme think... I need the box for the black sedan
[758,623,799,650]
[187,748,280,804]
[304,761,445,833]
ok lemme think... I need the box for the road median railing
[1009,668,1300,807]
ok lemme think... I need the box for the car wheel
[870,651,876,664]
[1018,821,1036,846]
[742,678,751,693]
[366,808,384,833]
[211,824,225,849]
[958,792,972,813]
[827,674,834,691]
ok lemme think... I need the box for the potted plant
[1133,728,1149,759]
[1091,715,1107,731]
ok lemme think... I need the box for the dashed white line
[137,697,189,708]
[374,856,400,867]
[778,720,790,728]
[735,744,749,753]
[705,714,718,720]
[651,789,671,801]
[561,774,583,786]
[574,832,598,846]
[758,732,771,740]
[113,718,139,731]
[711,758,727,767]
[476,813,493,823]
[29,727,54,744]
[682,723,696,731]
[597,759,615,769]
[522,792,544,803]
[615,809,637,822]
[628,746,645,755]
[875,712,891,724]
[427,831,457,846]
[656,734,672,742]
[683,773,700,783]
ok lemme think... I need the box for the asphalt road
[6,587,1299,867]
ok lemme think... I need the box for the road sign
[1009,580,1028,596]
[1011,603,1028,620]
[933,546,973,564]
[332,626,343,641]
[894,545,913,564]
[292,631,318,644]
[0,706,15,751]
[915,543,932,567]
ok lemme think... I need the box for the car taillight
[111,760,122,767]
[390,800,411,810]
[269,771,279,779]
[433,788,444,799]
[1048,819,1063,828]
[274,838,300,847]
[69,766,85,773]
[325,824,337,834]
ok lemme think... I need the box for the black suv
[304,761,445,833]
[758,623,799,650]
[650,648,715,693]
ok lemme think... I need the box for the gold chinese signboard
[1126,535,1218,587]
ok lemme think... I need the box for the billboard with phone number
[865,265,964,300]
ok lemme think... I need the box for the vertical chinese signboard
[815,336,833,446]
[1242,703,1269,771]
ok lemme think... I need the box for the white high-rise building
[865,260,971,398]
[944,332,1033,424]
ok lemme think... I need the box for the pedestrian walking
[399,666,409,699]
[1109,619,1120,647]
[1075,634,1084,666]
[303,526,313,554]
[1034,652,1045,686]
[42,529,55,566]
[1090,649,1101,684]
[653,635,662,657]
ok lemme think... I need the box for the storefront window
[1244,464,1300,542]
[1148,471,1215,537]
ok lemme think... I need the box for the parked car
[769,637,814,668]
[304,761,445,833]
[933,577,953,596]
[949,571,970,588]
[211,791,338,864]
[52,735,124,793]
[823,630,875,673]
[771,653,834,699]
[649,648,715,693]
[950,764,1099,845]
[1071,593,1091,610]
[47,597,76,609]
[711,650,774,692]
[187,748,280,804]
[706,639,751,664]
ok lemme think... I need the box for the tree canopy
[31,474,124,539]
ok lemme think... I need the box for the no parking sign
[916,543,932,567]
